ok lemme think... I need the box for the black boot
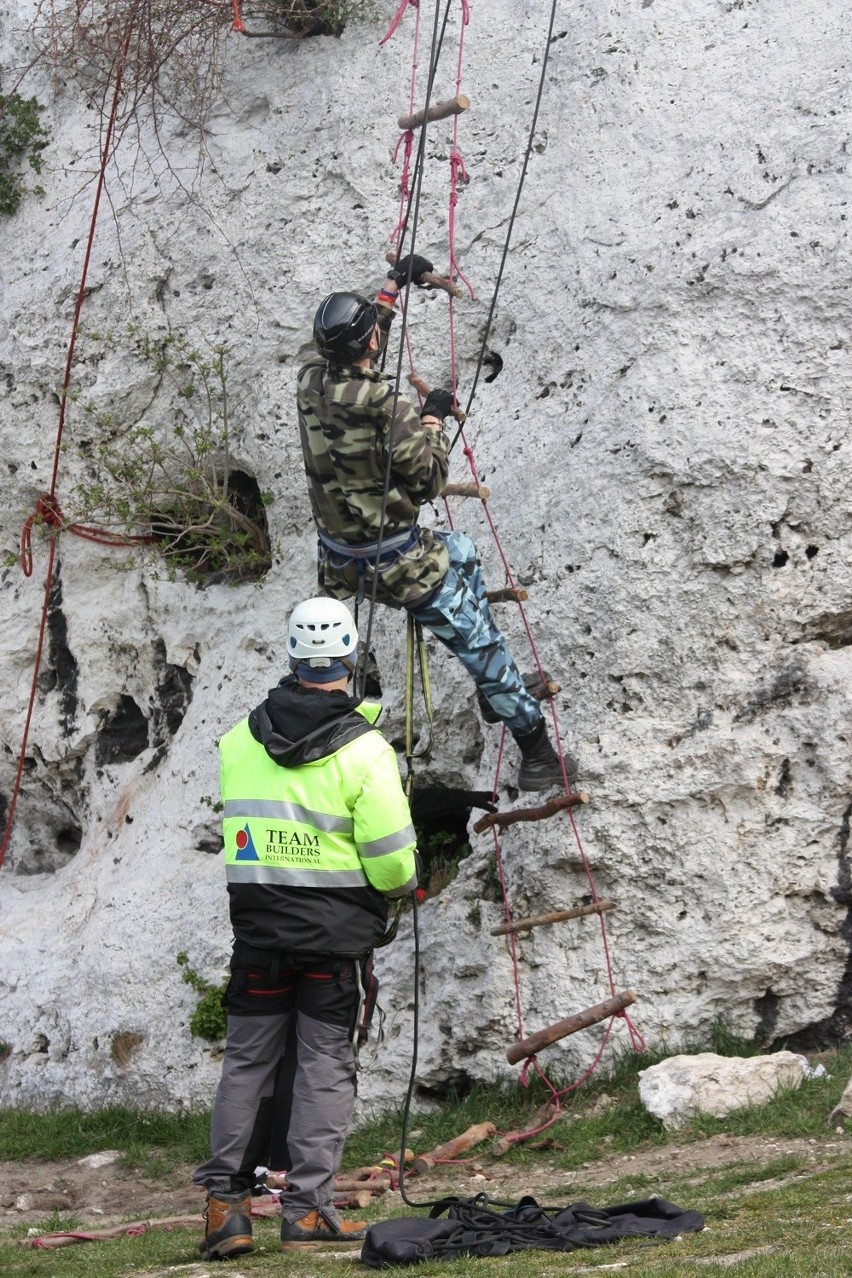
[199,1189,253,1260]
[515,721,578,791]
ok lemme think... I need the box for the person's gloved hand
[420,388,455,421]
[388,253,434,286]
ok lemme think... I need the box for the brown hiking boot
[199,1189,253,1261]
[280,1209,367,1251]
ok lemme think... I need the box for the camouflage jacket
[296,305,450,608]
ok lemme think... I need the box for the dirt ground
[1,1132,849,1234]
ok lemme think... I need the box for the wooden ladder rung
[443,482,490,500]
[398,93,470,133]
[505,991,637,1065]
[486,587,528,603]
[491,899,616,938]
[473,791,589,835]
[492,1100,555,1157]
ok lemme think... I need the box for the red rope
[379,0,419,47]
[0,23,134,873]
[388,0,420,251]
[230,0,246,33]
[20,495,154,578]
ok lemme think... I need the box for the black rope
[448,0,560,454]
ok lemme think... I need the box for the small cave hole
[152,469,271,585]
[482,350,504,383]
[772,549,789,568]
[56,825,83,857]
[96,695,149,765]
[409,785,488,901]
[805,544,819,559]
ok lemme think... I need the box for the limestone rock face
[0,1,850,1112]
[638,1051,808,1129]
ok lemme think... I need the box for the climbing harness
[318,525,421,605]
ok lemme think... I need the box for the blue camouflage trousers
[407,530,542,737]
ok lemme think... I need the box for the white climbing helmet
[288,597,358,668]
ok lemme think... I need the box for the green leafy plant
[412,826,472,902]
[0,90,48,216]
[71,332,272,583]
[176,952,228,1041]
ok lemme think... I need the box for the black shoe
[477,671,553,725]
[515,722,578,791]
[280,1209,367,1251]
[199,1190,253,1260]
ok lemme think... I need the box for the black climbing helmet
[313,292,377,362]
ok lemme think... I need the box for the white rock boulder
[638,1051,808,1130]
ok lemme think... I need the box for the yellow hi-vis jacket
[219,699,418,956]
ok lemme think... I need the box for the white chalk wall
[0,0,849,1110]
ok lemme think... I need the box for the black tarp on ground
[361,1193,705,1266]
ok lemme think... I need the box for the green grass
[3,1041,852,1276]
[0,1105,210,1171]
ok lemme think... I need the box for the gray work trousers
[193,959,359,1227]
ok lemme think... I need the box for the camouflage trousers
[407,531,542,737]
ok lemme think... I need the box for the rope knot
[35,494,65,529]
[20,494,64,578]
[450,150,468,184]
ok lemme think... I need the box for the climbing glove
[420,388,455,421]
[388,253,434,286]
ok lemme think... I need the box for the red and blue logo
[234,824,259,862]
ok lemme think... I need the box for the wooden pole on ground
[411,1121,497,1175]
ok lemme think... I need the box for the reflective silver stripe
[357,824,416,859]
[384,872,418,900]
[224,799,353,834]
[226,865,368,887]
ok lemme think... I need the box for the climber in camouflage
[296,254,575,791]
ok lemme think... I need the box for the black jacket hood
[248,674,376,767]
